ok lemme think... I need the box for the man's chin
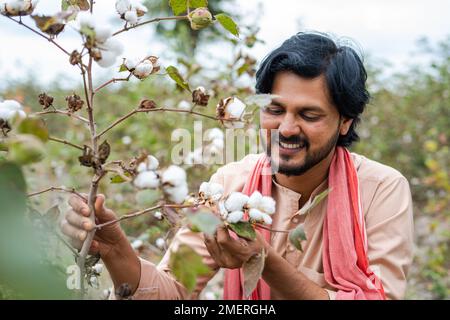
[270,157,307,176]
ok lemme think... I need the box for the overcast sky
[0,0,449,89]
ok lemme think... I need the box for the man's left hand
[203,225,269,269]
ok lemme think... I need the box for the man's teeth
[280,141,302,149]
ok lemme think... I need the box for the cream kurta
[124,152,414,300]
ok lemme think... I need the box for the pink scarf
[223,147,386,300]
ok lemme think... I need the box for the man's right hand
[60,193,127,259]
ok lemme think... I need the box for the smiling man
[62,32,414,300]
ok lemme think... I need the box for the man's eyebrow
[270,100,324,112]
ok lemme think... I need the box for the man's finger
[204,233,223,264]
[60,219,87,241]
[68,195,90,217]
[66,210,94,231]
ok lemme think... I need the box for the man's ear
[339,117,354,136]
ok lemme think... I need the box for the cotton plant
[115,0,147,25]
[0,99,27,134]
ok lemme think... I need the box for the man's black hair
[255,32,370,147]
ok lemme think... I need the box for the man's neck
[274,149,335,206]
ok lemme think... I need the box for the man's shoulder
[351,152,407,184]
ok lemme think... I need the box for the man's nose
[278,113,301,137]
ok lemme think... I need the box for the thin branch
[48,136,84,151]
[112,16,188,37]
[254,222,291,234]
[95,106,228,139]
[94,75,131,93]
[95,203,196,229]
[3,14,70,56]
[27,186,87,201]
[34,109,90,124]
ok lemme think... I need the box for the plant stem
[95,203,196,229]
[254,223,291,234]
[48,136,84,151]
[93,75,131,93]
[95,107,228,139]
[34,109,90,124]
[27,186,87,200]
[112,16,188,37]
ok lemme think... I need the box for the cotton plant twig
[254,222,291,234]
[27,186,87,201]
[48,136,84,151]
[93,75,132,93]
[112,16,188,37]
[34,109,90,124]
[95,203,197,229]
[95,107,230,139]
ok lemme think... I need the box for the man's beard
[265,127,340,177]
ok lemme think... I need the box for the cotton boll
[133,171,160,189]
[3,99,22,111]
[93,263,103,274]
[199,182,223,201]
[137,162,147,173]
[162,165,187,187]
[95,25,112,43]
[262,213,272,225]
[218,201,228,219]
[165,183,188,204]
[226,211,244,224]
[77,11,96,29]
[225,97,246,119]
[225,192,249,212]
[153,211,163,220]
[115,0,130,15]
[104,38,124,55]
[247,191,263,209]
[133,60,153,78]
[146,155,159,171]
[259,196,276,215]
[124,9,138,24]
[248,208,264,221]
[155,237,165,249]
[96,51,117,68]
[125,57,139,70]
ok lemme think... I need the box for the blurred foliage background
[0,0,448,300]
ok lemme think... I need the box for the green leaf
[168,0,207,15]
[169,244,210,292]
[190,0,208,8]
[168,0,187,15]
[243,248,265,298]
[237,63,250,76]
[298,188,331,215]
[228,221,256,241]
[166,65,190,91]
[215,13,239,37]
[186,209,222,236]
[244,94,280,109]
[288,224,306,252]
[119,63,128,73]
[17,117,49,142]
[110,172,132,184]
